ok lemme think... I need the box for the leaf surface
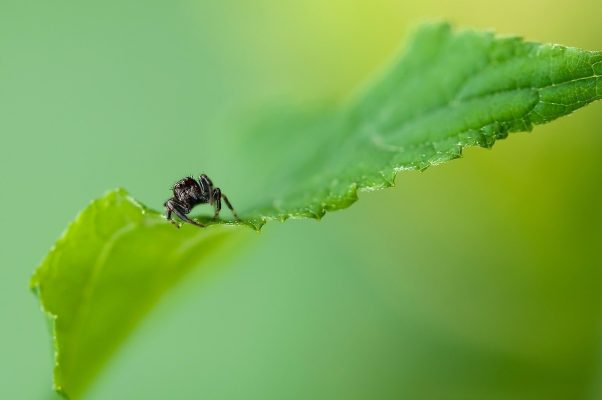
[31,23,602,398]
[31,189,237,398]
[239,23,602,228]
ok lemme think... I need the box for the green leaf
[240,22,602,227]
[31,22,602,398]
[30,189,238,398]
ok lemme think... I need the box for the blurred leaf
[31,22,602,398]
[30,189,237,398]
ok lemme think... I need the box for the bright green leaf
[30,189,238,398]
[31,22,602,398]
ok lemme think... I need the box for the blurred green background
[1,0,601,399]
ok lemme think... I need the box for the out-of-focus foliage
[29,23,602,399]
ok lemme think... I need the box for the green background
[1,0,601,399]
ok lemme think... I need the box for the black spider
[164,174,239,228]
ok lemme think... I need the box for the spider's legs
[165,198,204,228]
[212,188,222,219]
[165,205,180,228]
[211,188,240,220]
[221,193,240,220]
[199,174,214,202]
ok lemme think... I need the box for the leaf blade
[31,22,602,398]
[238,23,601,226]
[31,189,238,398]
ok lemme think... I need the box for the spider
[164,174,239,228]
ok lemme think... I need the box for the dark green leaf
[240,23,602,227]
